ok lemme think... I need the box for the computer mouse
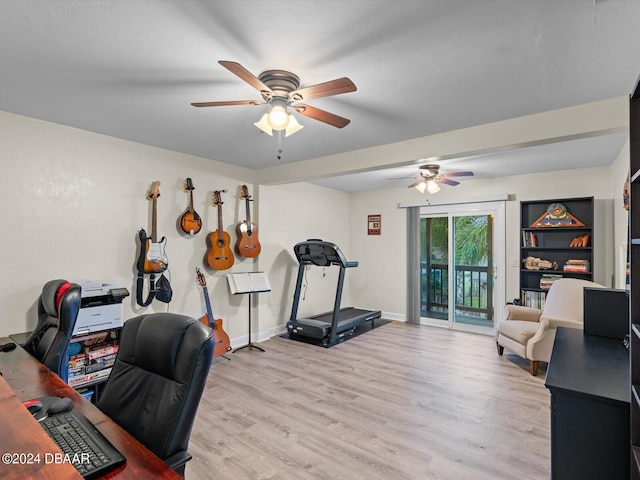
[23,400,43,415]
[0,343,16,352]
[47,397,74,415]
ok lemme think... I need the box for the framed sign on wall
[368,214,381,235]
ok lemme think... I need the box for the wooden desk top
[0,337,182,479]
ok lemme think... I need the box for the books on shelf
[521,290,547,309]
[522,231,538,247]
[539,274,562,290]
[562,259,590,273]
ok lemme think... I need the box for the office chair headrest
[41,279,72,317]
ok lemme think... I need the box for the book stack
[67,328,119,388]
[563,259,590,273]
[539,274,563,290]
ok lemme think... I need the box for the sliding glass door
[419,202,504,332]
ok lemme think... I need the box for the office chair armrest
[164,450,192,473]
[503,304,542,322]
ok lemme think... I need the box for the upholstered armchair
[495,278,604,376]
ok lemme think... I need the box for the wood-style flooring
[188,321,550,480]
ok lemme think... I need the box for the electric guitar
[196,268,231,357]
[142,181,168,273]
[178,177,202,236]
[235,185,261,258]
[206,190,235,270]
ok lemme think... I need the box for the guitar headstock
[185,178,195,191]
[240,185,251,200]
[196,268,207,287]
[213,190,224,206]
[146,181,161,200]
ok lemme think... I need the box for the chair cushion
[498,320,539,345]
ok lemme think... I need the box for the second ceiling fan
[191,61,357,136]
[394,164,474,193]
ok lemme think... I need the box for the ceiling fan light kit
[191,61,356,141]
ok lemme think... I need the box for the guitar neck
[188,190,195,213]
[151,198,158,243]
[217,203,224,236]
[203,286,214,324]
[245,198,253,234]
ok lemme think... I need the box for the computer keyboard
[39,409,126,479]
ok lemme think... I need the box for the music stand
[227,272,271,353]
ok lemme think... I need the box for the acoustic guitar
[197,268,231,357]
[142,181,168,273]
[178,178,202,236]
[235,185,261,258]
[206,190,235,270]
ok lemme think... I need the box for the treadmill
[286,239,382,346]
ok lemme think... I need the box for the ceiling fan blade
[438,177,460,187]
[218,61,273,94]
[291,77,357,101]
[441,171,474,178]
[191,100,262,107]
[387,175,419,180]
[294,104,350,128]
[408,179,425,188]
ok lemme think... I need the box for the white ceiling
[0,1,638,192]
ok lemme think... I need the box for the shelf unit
[630,81,640,479]
[519,197,594,307]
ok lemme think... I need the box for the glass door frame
[419,201,506,334]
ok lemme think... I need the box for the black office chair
[97,313,214,476]
[23,279,81,383]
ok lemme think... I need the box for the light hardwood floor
[188,321,550,480]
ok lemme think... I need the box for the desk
[545,328,630,480]
[0,337,181,479]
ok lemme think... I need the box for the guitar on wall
[235,185,261,258]
[206,190,235,270]
[141,180,168,273]
[196,268,231,358]
[178,177,202,236]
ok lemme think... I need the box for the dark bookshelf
[519,197,594,307]
[630,79,640,480]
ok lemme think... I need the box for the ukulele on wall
[196,268,231,357]
[141,181,168,273]
[235,185,261,258]
[178,177,202,236]
[206,190,235,270]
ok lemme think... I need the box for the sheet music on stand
[227,272,271,295]
[227,272,271,353]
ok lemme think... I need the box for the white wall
[256,183,351,338]
[349,165,616,320]
[610,140,631,288]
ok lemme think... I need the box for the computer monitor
[583,287,629,340]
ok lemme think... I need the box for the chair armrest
[545,317,583,329]
[164,450,192,472]
[503,304,542,322]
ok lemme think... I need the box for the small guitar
[206,190,235,270]
[197,268,231,357]
[178,178,202,236]
[142,181,168,273]
[235,185,261,258]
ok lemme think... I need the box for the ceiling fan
[392,164,474,193]
[191,61,357,137]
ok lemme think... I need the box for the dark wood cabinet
[520,197,594,307]
[546,328,630,479]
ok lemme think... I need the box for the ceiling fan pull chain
[277,130,283,160]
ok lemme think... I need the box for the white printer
[73,281,130,336]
